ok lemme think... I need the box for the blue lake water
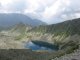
[25,41,59,51]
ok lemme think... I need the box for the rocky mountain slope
[27,18,80,43]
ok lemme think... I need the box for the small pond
[25,41,59,51]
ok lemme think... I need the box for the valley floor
[0,32,25,49]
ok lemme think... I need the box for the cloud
[0,0,12,5]
[42,0,62,19]
[0,0,55,14]
[24,0,55,13]
[8,0,27,12]
[0,0,80,24]
[41,0,80,24]
[0,0,27,13]
[39,0,71,23]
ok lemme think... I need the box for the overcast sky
[0,0,80,24]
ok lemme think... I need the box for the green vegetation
[15,33,25,40]
[11,22,26,33]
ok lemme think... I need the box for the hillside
[11,22,32,33]
[0,18,80,60]
[24,18,80,51]
[30,18,80,35]
[27,18,80,43]
[6,17,80,49]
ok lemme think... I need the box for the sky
[0,0,80,24]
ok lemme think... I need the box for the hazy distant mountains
[0,13,46,27]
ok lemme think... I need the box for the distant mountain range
[0,13,46,27]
